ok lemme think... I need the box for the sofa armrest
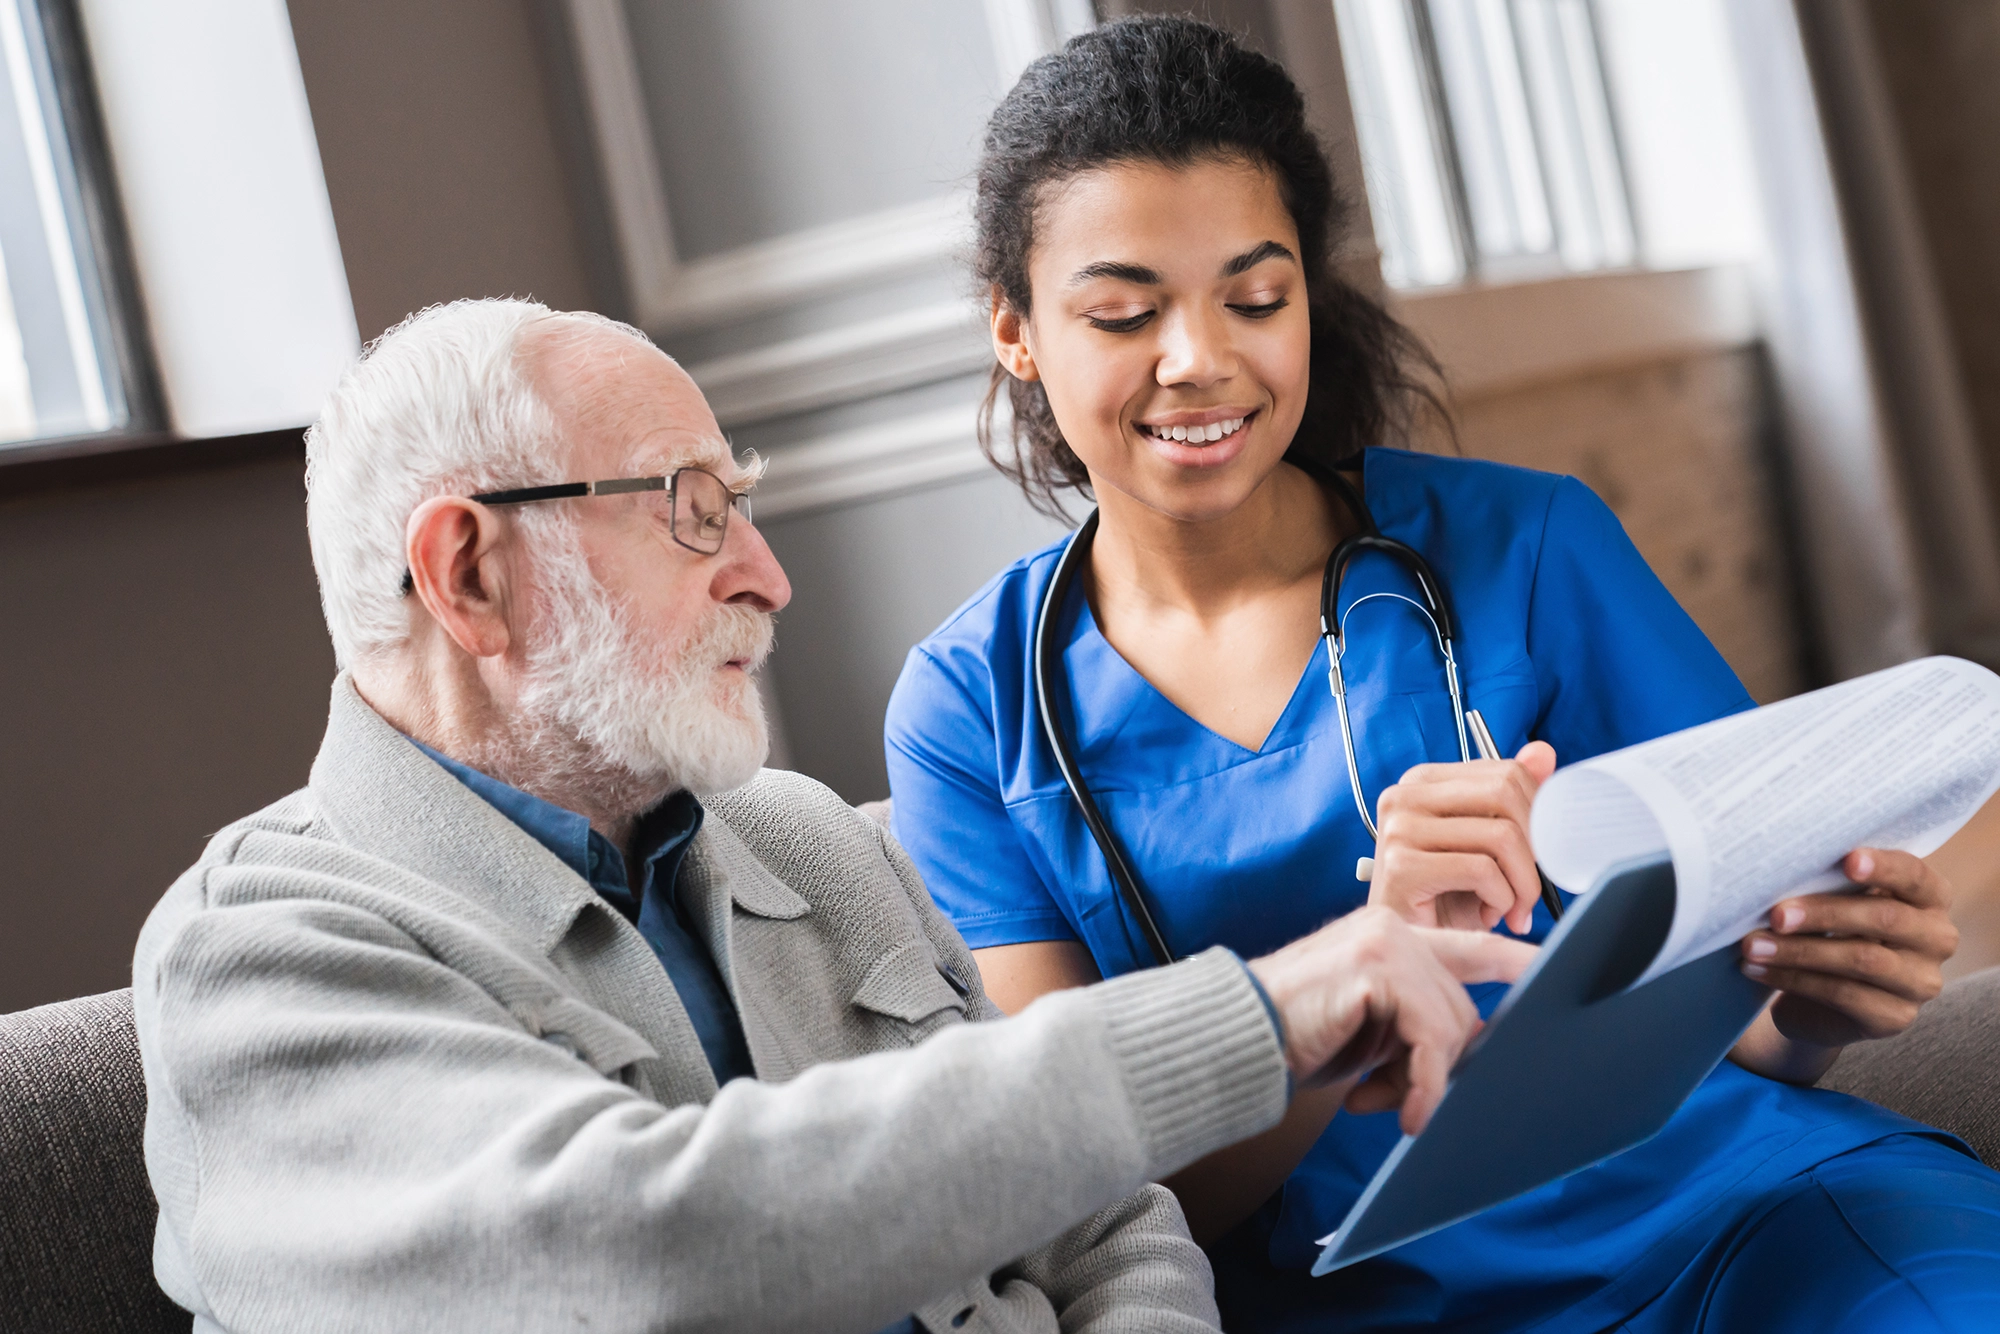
[1817,966,2000,1167]
[1,988,191,1331]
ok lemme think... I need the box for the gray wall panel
[623,0,1001,258]
[760,469,1067,802]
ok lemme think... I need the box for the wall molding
[754,404,992,521]
[565,1,978,336]
[562,0,678,318]
[563,1,1077,340]
[644,194,970,338]
[688,299,992,429]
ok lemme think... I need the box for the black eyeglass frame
[398,466,752,596]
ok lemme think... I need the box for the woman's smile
[992,153,1312,525]
[1134,408,1259,468]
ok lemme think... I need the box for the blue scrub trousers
[1624,1135,2000,1333]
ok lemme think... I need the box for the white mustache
[686,604,774,676]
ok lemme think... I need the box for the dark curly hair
[975,15,1445,516]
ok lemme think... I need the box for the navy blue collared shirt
[413,741,755,1086]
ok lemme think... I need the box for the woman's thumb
[1515,739,1558,782]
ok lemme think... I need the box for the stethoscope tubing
[1031,456,1550,971]
[1034,510,1177,967]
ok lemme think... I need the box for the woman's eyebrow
[1221,240,1297,276]
[1068,260,1161,287]
[1065,243,1295,287]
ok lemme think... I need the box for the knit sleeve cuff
[1091,946,1291,1177]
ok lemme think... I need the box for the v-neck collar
[1058,452,1376,773]
[1066,601,1326,762]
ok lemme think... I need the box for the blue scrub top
[884,449,1935,1333]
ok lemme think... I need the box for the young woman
[883,17,2000,1334]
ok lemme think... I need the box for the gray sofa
[0,990,188,1333]
[1818,967,2000,1165]
[5,974,1997,1333]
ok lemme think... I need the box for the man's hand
[1369,742,1558,935]
[1730,848,1959,1084]
[1247,906,1538,1135]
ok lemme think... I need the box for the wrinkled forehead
[525,320,749,485]
[570,395,748,487]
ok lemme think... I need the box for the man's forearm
[1004,1185,1222,1333]
[142,904,1285,1334]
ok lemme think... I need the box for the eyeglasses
[398,466,752,596]
[474,465,751,552]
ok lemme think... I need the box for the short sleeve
[884,645,1080,949]
[1527,476,1756,763]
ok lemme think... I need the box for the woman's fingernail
[1779,906,1804,932]
[1855,852,1874,879]
[1748,937,1778,959]
[1743,962,1768,979]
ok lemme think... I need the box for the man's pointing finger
[1414,928,1540,986]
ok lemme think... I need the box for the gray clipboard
[1313,855,1772,1274]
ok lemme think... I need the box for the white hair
[304,297,651,668]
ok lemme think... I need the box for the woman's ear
[405,496,514,659]
[990,290,1040,383]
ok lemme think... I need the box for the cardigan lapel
[690,791,966,1080]
[677,817,816,1080]
[310,676,598,955]
[308,674,716,1100]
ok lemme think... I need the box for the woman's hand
[1729,848,1958,1084]
[1369,741,1558,935]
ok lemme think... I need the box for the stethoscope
[1033,455,1557,970]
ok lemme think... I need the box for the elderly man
[133,299,1529,1333]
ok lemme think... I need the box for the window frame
[0,0,163,466]
[1338,0,1641,291]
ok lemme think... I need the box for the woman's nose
[1155,304,1238,388]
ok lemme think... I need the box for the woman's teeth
[1141,417,1246,443]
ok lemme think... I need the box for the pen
[1465,709,1565,923]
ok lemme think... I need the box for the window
[0,0,153,451]
[1335,0,1636,288]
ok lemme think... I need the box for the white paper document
[1531,656,2000,988]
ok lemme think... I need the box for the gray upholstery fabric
[0,965,1990,1332]
[1819,965,2000,1167]
[0,988,190,1333]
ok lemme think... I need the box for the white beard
[474,518,774,819]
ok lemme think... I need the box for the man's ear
[405,497,514,659]
[990,289,1040,383]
